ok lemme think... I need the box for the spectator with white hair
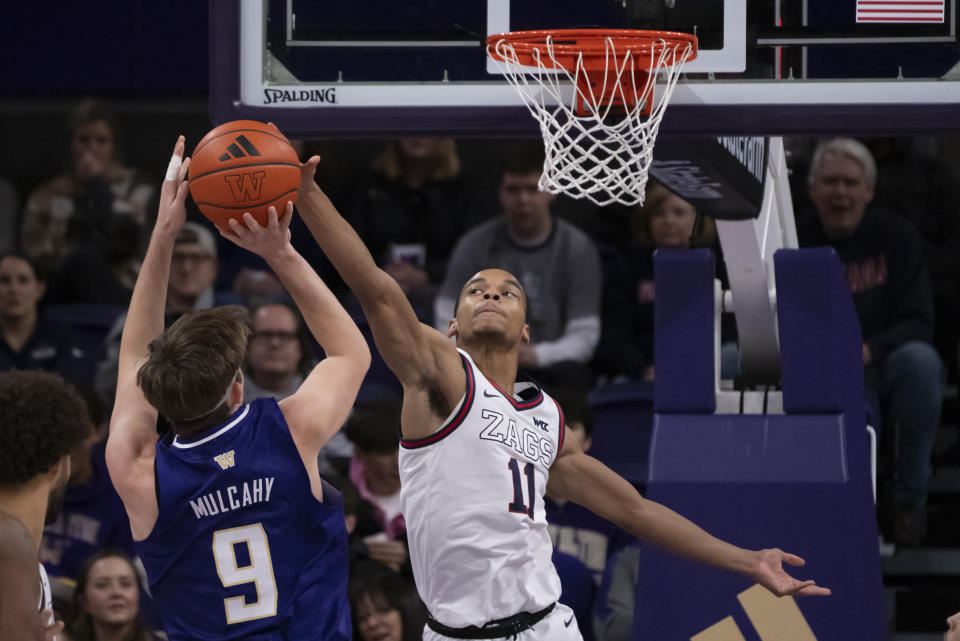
[797,137,943,547]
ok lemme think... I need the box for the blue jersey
[136,399,351,641]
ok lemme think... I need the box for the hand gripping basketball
[188,120,300,227]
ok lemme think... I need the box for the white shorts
[422,603,584,641]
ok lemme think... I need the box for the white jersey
[399,348,565,628]
[38,562,52,618]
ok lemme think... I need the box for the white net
[488,34,695,207]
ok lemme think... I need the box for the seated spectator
[42,389,134,581]
[0,252,85,383]
[592,541,641,641]
[594,182,733,382]
[243,303,315,402]
[349,560,427,641]
[798,137,943,546]
[434,143,602,389]
[869,137,960,382]
[344,401,409,574]
[545,388,636,584]
[94,223,241,406]
[345,138,485,320]
[21,99,154,304]
[67,549,159,641]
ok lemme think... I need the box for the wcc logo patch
[214,450,236,470]
[224,171,265,202]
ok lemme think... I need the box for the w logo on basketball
[214,450,236,470]
[224,172,265,202]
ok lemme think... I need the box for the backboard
[210,0,960,137]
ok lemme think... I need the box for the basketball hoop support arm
[714,137,798,387]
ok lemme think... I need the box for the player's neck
[0,479,50,552]
[467,345,519,396]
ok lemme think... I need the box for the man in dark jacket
[798,137,943,546]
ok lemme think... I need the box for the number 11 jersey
[399,348,566,628]
[135,398,351,641]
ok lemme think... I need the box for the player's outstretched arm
[547,431,831,598]
[106,137,190,530]
[293,159,462,402]
[219,204,370,457]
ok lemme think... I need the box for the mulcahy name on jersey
[189,476,275,520]
[478,409,554,467]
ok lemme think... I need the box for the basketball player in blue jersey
[292,154,830,640]
[105,137,370,641]
[0,370,91,641]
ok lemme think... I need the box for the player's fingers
[174,181,190,207]
[165,136,185,182]
[301,155,321,171]
[279,201,294,229]
[266,206,279,231]
[795,583,831,597]
[242,212,259,231]
[179,155,191,182]
[782,553,805,567]
[227,217,246,236]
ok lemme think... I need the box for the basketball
[187,120,300,227]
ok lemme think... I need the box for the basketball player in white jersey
[293,151,830,640]
[0,370,91,641]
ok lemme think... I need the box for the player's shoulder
[0,511,36,560]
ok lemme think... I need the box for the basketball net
[488,32,696,207]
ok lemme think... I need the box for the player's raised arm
[218,204,370,457]
[106,137,190,523]
[293,159,463,405]
[547,431,831,598]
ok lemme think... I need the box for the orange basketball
[188,120,300,227]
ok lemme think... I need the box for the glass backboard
[210,0,960,137]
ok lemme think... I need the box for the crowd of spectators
[3,98,959,639]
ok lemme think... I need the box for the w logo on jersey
[224,171,265,202]
[532,417,548,431]
[214,450,236,470]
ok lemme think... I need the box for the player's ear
[230,376,244,407]
[48,454,70,482]
[447,317,458,340]
[520,322,530,344]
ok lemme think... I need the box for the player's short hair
[343,401,401,453]
[808,137,877,189]
[0,371,91,487]
[548,386,594,437]
[138,305,251,437]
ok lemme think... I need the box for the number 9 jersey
[135,398,351,641]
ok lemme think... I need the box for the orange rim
[487,28,698,70]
